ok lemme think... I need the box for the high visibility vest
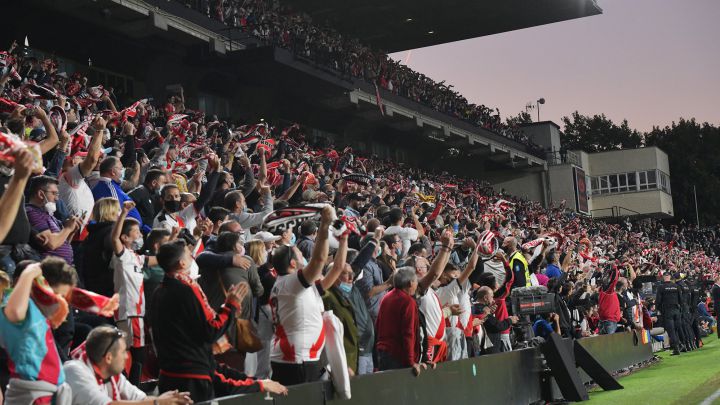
[511,251,531,287]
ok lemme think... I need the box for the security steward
[655,272,684,355]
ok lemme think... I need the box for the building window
[592,170,670,196]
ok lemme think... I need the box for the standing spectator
[296,220,317,260]
[200,231,264,370]
[477,250,516,352]
[375,268,425,374]
[25,175,82,264]
[58,116,105,226]
[355,235,391,323]
[0,149,35,255]
[225,184,274,230]
[154,156,221,234]
[151,240,286,401]
[110,201,152,385]
[129,168,167,227]
[269,206,343,386]
[321,240,354,374]
[91,156,146,231]
[503,236,530,288]
[711,275,720,338]
[544,250,563,279]
[385,206,424,258]
[81,198,120,297]
[436,238,479,360]
[598,266,621,335]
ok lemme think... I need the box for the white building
[489,122,674,219]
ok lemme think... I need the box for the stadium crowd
[176,0,535,151]
[1,38,720,405]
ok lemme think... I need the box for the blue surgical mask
[338,282,353,295]
[290,233,297,246]
[302,256,308,268]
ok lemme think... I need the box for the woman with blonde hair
[80,197,120,296]
[246,240,268,266]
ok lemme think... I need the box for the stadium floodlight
[427,30,435,34]
[536,98,546,122]
[406,18,413,22]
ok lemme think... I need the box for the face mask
[119,168,126,181]
[131,237,144,251]
[376,247,382,258]
[41,192,57,215]
[301,256,308,268]
[338,282,353,295]
[396,247,403,257]
[165,200,182,213]
[187,259,200,279]
[289,234,297,246]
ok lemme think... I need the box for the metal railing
[591,205,642,219]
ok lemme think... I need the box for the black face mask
[165,200,182,213]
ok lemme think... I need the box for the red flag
[374,82,385,116]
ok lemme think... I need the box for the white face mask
[41,191,57,215]
[189,260,200,280]
[45,201,57,216]
[131,237,144,251]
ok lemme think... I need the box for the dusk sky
[388,0,720,132]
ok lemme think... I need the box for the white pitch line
[699,387,720,405]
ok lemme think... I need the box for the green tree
[645,119,720,224]
[561,111,643,153]
[505,111,533,127]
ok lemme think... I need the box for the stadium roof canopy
[280,0,603,52]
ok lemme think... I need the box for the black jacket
[150,272,259,395]
[81,221,114,297]
[129,185,161,228]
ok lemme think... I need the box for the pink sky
[389,0,720,132]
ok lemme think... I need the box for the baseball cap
[253,231,281,243]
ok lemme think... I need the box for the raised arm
[111,201,134,255]
[410,206,425,238]
[79,116,107,177]
[34,107,59,155]
[321,233,348,290]
[0,149,34,243]
[418,230,454,292]
[302,205,334,283]
[458,239,479,285]
[3,263,42,323]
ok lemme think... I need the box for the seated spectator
[26,175,82,264]
[63,326,192,405]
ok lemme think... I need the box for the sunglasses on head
[103,328,124,357]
